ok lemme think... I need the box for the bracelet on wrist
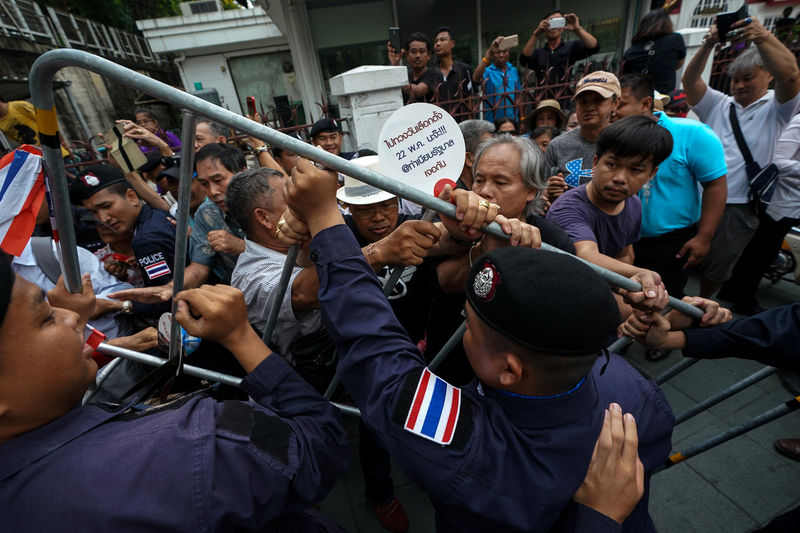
[481,56,490,64]
[252,145,270,155]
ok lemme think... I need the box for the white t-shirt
[769,113,800,220]
[692,87,800,204]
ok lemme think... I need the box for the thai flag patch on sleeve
[143,260,171,280]
[404,368,461,445]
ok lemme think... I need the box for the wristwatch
[252,145,270,155]
[121,300,133,315]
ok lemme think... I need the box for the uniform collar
[0,399,135,481]
[477,371,598,429]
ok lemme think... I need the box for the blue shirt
[482,62,521,122]
[637,112,727,238]
[312,224,674,532]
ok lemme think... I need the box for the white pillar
[677,28,714,86]
[270,0,326,126]
[330,65,408,153]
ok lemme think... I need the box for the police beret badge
[473,260,499,301]
[81,173,100,187]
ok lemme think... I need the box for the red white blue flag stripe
[404,368,461,445]
[0,146,44,256]
[144,260,171,280]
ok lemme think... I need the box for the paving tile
[650,463,758,533]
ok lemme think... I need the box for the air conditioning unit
[180,0,221,17]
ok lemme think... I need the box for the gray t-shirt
[544,128,596,187]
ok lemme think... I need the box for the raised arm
[681,24,717,106]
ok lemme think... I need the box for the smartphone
[499,34,519,50]
[548,17,566,29]
[717,4,748,41]
[246,96,257,116]
[389,27,401,53]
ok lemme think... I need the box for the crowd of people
[2,6,800,533]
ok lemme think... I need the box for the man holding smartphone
[472,35,521,123]
[520,11,599,95]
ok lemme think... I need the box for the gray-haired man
[682,17,800,301]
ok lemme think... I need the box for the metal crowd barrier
[33,49,793,451]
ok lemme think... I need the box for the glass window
[227,52,306,125]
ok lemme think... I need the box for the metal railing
[31,50,797,463]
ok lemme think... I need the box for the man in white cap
[544,71,620,203]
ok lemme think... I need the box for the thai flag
[404,368,461,445]
[144,259,171,280]
[0,146,44,256]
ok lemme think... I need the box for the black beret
[0,253,15,329]
[466,247,621,356]
[156,165,182,181]
[309,117,342,139]
[69,165,127,204]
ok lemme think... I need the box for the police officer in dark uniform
[69,165,178,318]
[281,157,675,532]
[0,256,349,531]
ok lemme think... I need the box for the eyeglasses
[351,202,399,219]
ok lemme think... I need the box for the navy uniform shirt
[0,355,348,531]
[685,303,800,370]
[312,224,674,532]
[132,203,178,287]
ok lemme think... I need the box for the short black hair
[596,115,673,168]
[195,142,247,174]
[435,26,455,40]
[532,125,561,139]
[406,32,431,52]
[619,73,655,111]
[494,117,517,133]
[544,9,565,19]
[134,108,158,122]
[104,180,135,199]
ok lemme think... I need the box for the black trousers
[633,225,698,299]
[719,212,799,305]
[359,420,394,505]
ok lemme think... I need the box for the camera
[549,17,566,29]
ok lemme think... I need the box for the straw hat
[525,99,566,130]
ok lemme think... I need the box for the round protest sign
[378,103,465,195]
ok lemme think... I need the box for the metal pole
[382,209,436,297]
[658,394,800,471]
[675,366,778,425]
[95,342,361,417]
[168,111,197,372]
[323,374,340,400]
[81,356,123,405]
[29,49,706,318]
[656,357,700,385]
[261,246,299,344]
[428,321,467,372]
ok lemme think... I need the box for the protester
[387,32,443,104]
[0,92,70,158]
[494,117,517,134]
[520,11,599,95]
[566,109,579,131]
[664,89,689,118]
[433,26,474,119]
[682,17,800,301]
[155,165,207,220]
[277,161,673,531]
[194,117,228,151]
[532,125,560,154]
[546,115,672,318]
[525,99,567,133]
[456,119,495,190]
[473,36,521,123]
[614,75,727,296]
[0,255,349,531]
[718,112,800,315]
[133,108,181,154]
[544,72,620,202]
[622,9,686,93]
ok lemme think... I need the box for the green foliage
[39,0,182,31]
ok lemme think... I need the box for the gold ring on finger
[478,200,490,209]
[277,219,286,230]
[275,227,282,238]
